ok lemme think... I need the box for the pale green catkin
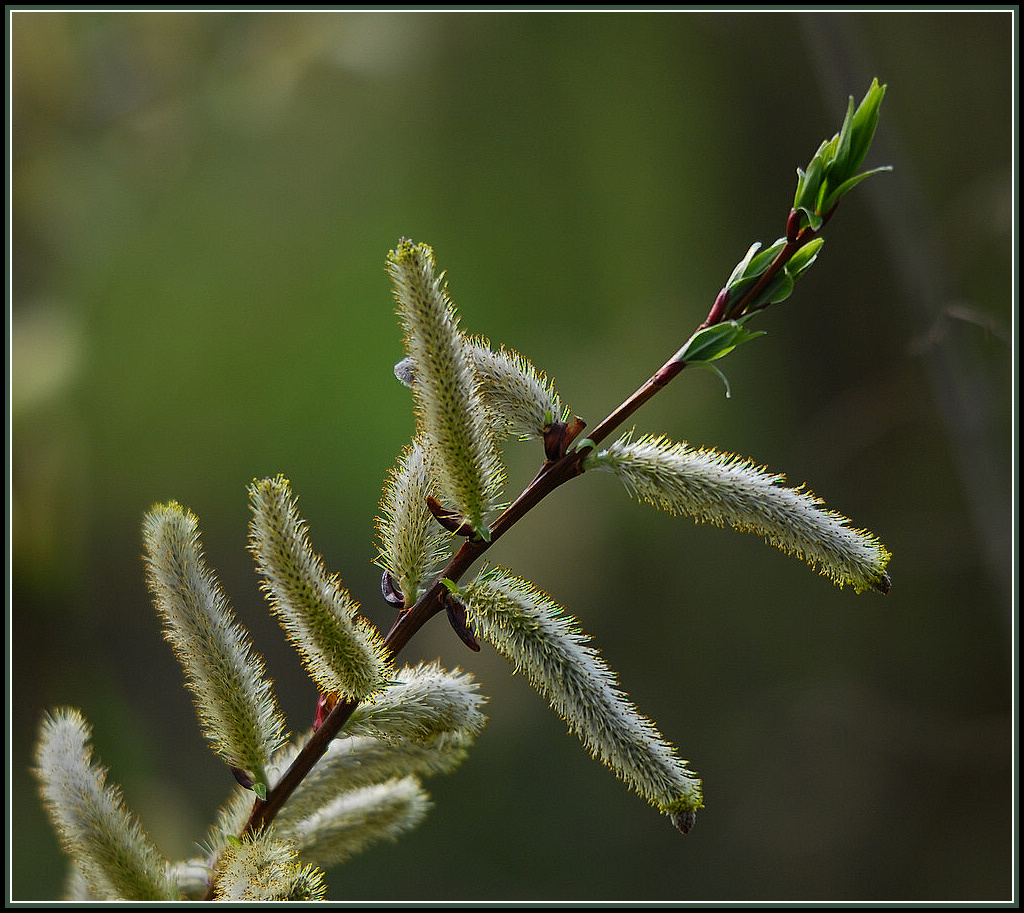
[588,434,891,593]
[459,570,703,824]
[387,240,504,539]
[248,475,391,701]
[142,503,286,786]
[376,437,451,606]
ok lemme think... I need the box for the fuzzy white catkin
[34,708,177,901]
[211,731,477,851]
[460,571,703,824]
[588,435,891,593]
[209,662,486,846]
[345,661,488,744]
[387,240,504,539]
[142,503,287,784]
[464,337,568,439]
[376,438,451,606]
[285,777,433,869]
[394,340,568,440]
[248,475,391,701]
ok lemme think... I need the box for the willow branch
[230,213,828,860]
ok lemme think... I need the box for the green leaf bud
[794,79,890,227]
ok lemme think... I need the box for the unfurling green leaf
[793,78,890,230]
[718,233,826,320]
[720,238,791,313]
[673,316,765,366]
[586,434,891,593]
[142,503,286,787]
[387,239,504,540]
[785,236,825,279]
[455,570,703,828]
[34,709,178,901]
[248,475,391,701]
[730,239,787,289]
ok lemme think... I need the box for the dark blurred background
[10,10,1012,902]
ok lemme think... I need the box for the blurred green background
[11,10,1012,902]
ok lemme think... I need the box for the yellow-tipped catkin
[459,570,703,826]
[213,830,326,901]
[587,434,891,593]
[394,339,568,440]
[387,240,504,539]
[248,475,391,701]
[345,661,488,744]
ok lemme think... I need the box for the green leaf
[745,238,787,277]
[847,78,888,177]
[784,237,825,279]
[793,141,830,229]
[693,360,735,398]
[672,317,765,366]
[726,241,761,287]
[760,271,795,307]
[821,165,893,215]
[723,237,789,309]
[829,94,858,182]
